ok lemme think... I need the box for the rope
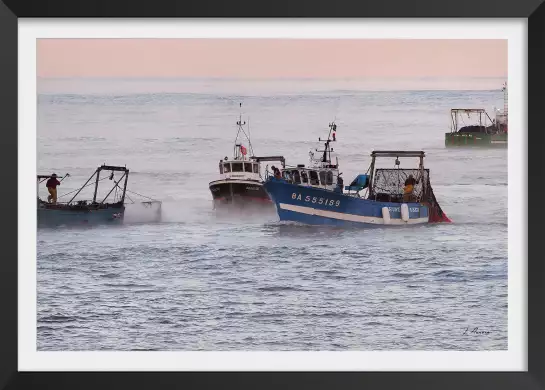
[125,189,158,202]
[51,174,158,205]
[56,176,110,199]
[111,181,135,204]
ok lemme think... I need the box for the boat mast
[368,154,376,198]
[120,170,129,204]
[419,154,424,188]
[233,102,254,160]
[503,82,508,118]
[68,168,99,204]
[318,121,336,166]
[92,170,101,203]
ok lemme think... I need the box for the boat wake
[212,203,278,223]
[123,201,163,224]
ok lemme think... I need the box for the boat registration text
[292,192,341,207]
[388,206,420,213]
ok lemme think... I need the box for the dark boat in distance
[208,104,285,208]
[37,164,161,227]
[445,83,508,148]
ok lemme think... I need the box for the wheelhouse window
[223,163,231,173]
[319,171,326,185]
[232,163,243,172]
[309,170,319,185]
[219,164,224,174]
[326,171,333,186]
[292,170,301,184]
[326,171,334,185]
[253,164,259,173]
[244,162,252,172]
[300,170,308,184]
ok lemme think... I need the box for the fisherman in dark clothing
[336,174,344,193]
[403,174,419,202]
[271,166,281,179]
[46,173,61,204]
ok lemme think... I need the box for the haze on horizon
[37,39,507,80]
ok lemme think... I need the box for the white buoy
[381,207,391,225]
[401,203,409,222]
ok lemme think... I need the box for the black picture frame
[1,0,542,389]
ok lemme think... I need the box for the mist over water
[37,77,507,351]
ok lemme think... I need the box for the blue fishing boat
[263,122,451,227]
[37,165,161,227]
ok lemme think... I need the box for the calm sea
[37,77,508,350]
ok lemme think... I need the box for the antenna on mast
[233,102,255,158]
[247,116,251,155]
[315,120,338,165]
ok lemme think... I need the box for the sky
[37,39,507,79]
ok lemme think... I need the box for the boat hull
[37,203,125,227]
[445,132,507,148]
[209,179,272,207]
[263,179,430,227]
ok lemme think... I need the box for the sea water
[37,77,507,350]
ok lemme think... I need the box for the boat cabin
[282,165,340,191]
[213,104,287,184]
[219,155,262,182]
[276,121,342,191]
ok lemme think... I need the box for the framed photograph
[1,0,543,389]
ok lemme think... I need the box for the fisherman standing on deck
[403,174,419,202]
[336,174,344,193]
[46,173,61,204]
[271,166,281,179]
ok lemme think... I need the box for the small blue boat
[263,122,451,227]
[37,165,161,227]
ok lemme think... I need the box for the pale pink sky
[37,39,507,79]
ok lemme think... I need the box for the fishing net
[371,168,428,201]
[370,168,450,222]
